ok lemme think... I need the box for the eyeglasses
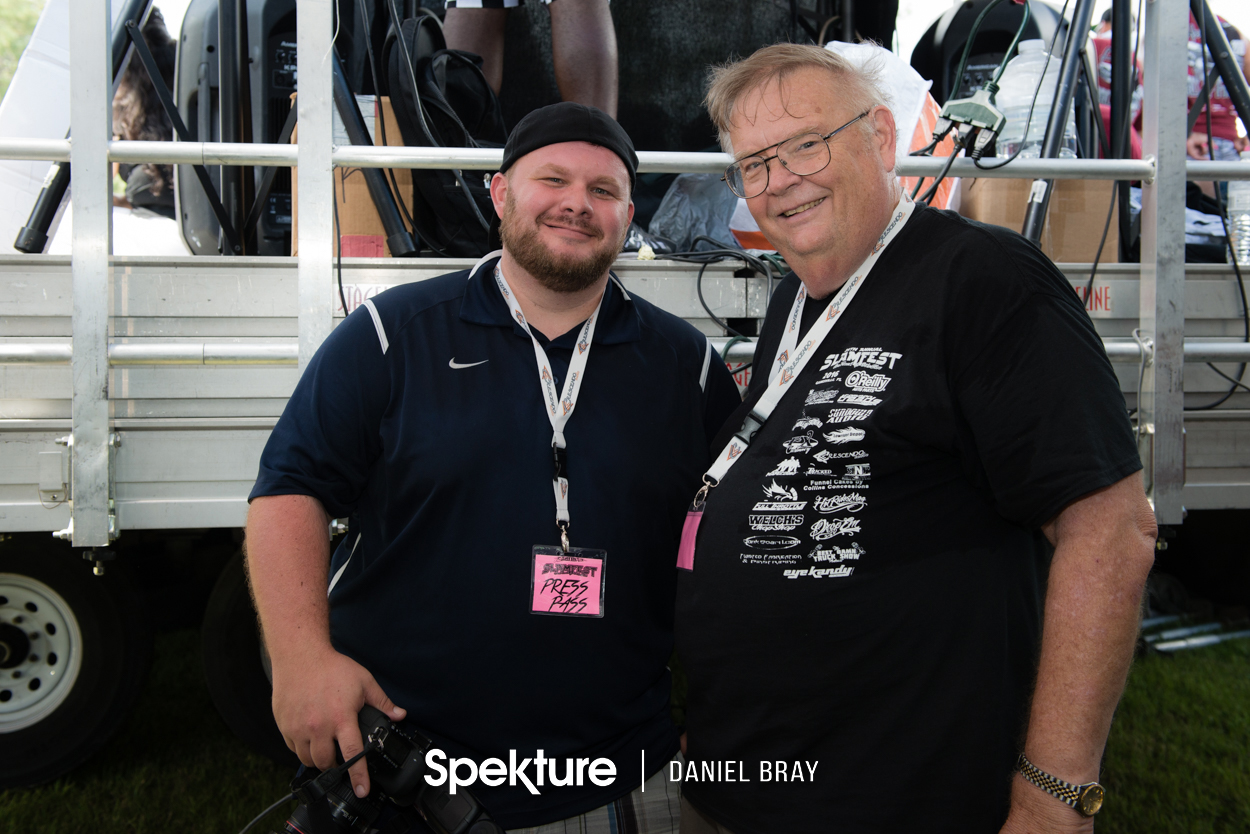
[722,110,871,199]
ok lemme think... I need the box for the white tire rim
[0,573,84,733]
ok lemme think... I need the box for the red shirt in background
[1091,33,1143,158]
[1187,12,1246,143]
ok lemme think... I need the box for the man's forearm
[1007,474,1156,827]
[245,493,334,659]
[1023,530,1152,780]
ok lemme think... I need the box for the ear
[626,198,635,227]
[489,172,509,217]
[869,106,897,173]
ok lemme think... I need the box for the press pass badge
[531,546,607,617]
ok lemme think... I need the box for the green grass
[1100,639,1250,833]
[0,0,45,105]
[2,629,1249,832]
[0,629,295,834]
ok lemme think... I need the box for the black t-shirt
[675,206,1141,834]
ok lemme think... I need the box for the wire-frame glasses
[722,110,871,199]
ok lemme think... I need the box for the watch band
[1016,753,1105,817]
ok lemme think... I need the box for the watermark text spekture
[423,749,616,795]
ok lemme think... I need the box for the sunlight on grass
[1100,639,1250,833]
[0,629,295,834]
[3,628,1249,832]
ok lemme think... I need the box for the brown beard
[498,191,626,294]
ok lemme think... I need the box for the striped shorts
[509,756,682,834]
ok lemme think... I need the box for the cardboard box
[291,95,414,257]
[958,177,1119,263]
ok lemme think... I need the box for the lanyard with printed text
[676,197,914,570]
[493,263,603,551]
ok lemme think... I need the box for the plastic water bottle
[1229,152,1250,266]
[993,39,1078,159]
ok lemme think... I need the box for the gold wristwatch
[1016,754,1105,817]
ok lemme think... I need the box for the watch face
[1078,784,1105,816]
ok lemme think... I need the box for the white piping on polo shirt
[700,338,712,392]
[327,532,362,596]
[362,298,389,355]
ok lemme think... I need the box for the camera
[279,705,502,834]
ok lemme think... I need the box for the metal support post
[297,0,335,370]
[1138,0,1188,524]
[1020,0,1098,242]
[13,0,152,254]
[218,0,248,253]
[1111,0,1133,261]
[66,0,114,546]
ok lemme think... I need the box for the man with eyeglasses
[674,44,1156,834]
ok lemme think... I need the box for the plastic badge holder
[530,546,607,618]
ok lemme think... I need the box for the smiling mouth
[781,198,825,218]
[543,221,598,239]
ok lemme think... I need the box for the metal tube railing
[7,140,1250,181]
[6,339,1234,367]
[0,342,299,365]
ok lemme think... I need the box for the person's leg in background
[549,0,618,117]
[443,2,510,95]
[444,0,617,117]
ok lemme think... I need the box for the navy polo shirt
[250,258,741,827]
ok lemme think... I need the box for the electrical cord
[991,0,1033,89]
[695,259,741,337]
[237,792,296,834]
[973,0,1071,171]
[1186,5,1249,411]
[908,0,1026,201]
[356,0,429,252]
[667,236,774,339]
[917,131,967,205]
[1082,0,1143,315]
[384,0,487,245]
[950,0,1010,101]
[333,193,350,316]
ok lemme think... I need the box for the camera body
[282,705,501,834]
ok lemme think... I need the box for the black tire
[0,540,153,787]
[201,550,298,767]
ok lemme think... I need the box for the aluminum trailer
[1,0,1247,787]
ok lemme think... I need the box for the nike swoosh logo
[449,358,489,369]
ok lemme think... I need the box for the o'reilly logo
[424,749,616,795]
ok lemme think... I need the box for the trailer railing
[6,137,1249,183]
[5,337,1250,366]
[0,0,1241,541]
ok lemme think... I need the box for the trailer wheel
[0,542,152,787]
[201,550,298,767]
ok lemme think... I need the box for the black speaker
[175,0,296,256]
[909,0,1066,105]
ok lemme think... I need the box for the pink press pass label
[531,547,606,618]
[677,509,702,571]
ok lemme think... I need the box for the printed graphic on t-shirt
[738,346,904,580]
[812,493,867,514]
[767,457,802,476]
[754,481,806,511]
[781,432,820,454]
[844,370,891,392]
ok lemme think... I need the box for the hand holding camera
[270,644,406,799]
[265,705,501,834]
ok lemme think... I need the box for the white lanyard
[491,260,603,551]
[699,197,915,496]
